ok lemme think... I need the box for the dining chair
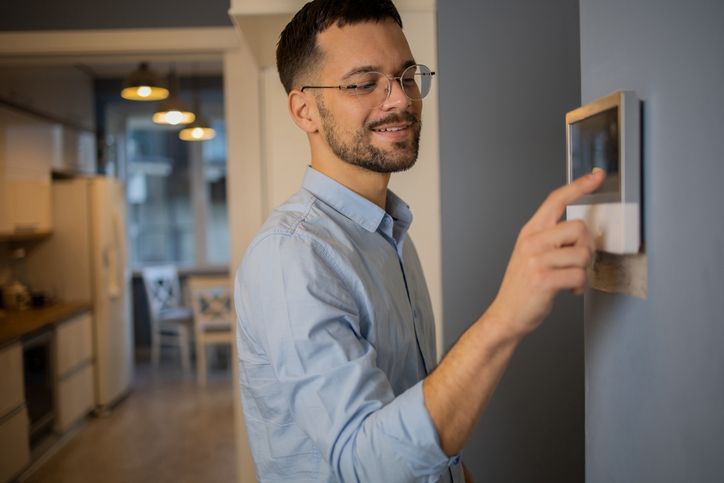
[187,276,235,387]
[141,265,193,371]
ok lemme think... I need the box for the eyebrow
[341,59,417,80]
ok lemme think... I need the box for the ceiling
[0,53,224,79]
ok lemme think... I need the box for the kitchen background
[0,0,240,480]
[0,56,236,481]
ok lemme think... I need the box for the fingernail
[592,167,604,175]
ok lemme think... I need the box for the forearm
[422,310,522,456]
[424,171,605,458]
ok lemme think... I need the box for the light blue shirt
[235,167,464,482]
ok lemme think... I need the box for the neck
[311,155,390,210]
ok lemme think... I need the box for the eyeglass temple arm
[300,71,436,92]
[301,85,353,92]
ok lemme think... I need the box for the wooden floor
[22,362,237,483]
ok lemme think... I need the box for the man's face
[312,20,423,173]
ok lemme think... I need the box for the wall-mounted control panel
[566,90,641,254]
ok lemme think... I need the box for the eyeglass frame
[300,63,436,105]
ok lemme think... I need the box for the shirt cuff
[378,380,461,478]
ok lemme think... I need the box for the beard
[317,99,421,174]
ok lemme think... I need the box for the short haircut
[276,0,403,94]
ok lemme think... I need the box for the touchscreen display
[570,107,620,195]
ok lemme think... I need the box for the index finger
[527,168,606,232]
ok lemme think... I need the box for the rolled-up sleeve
[237,231,457,482]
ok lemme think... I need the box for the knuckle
[519,225,531,239]
[531,270,547,289]
[527,255,542,272]
[518,237,534,255]
[572,219,587,237]
[546,191,560,207]
[577,247,592,265]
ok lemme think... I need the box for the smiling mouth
[368,112,419,134]
[371,123,412,133]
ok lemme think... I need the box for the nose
[380,76,410,110]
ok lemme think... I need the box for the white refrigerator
[27,176,134,409]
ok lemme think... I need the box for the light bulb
[137,86,152,98]
[180,126,216,141]
[153,110,194,125]
[165,111,184,125]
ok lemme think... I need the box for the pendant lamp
[121,62,169,101]
[153,68,195,126]
[179,80,216,141]
[179,121,216,141]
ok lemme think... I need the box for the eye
[401,76,417,87]
[345,72,381,94]
[354,82,378,94]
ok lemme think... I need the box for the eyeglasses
[301,64,435,107]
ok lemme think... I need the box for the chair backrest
[142,265,183,324]
[187,276,233,332]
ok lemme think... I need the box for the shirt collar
[302,167,413,234]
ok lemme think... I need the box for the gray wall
[581,1,724,482]
[438,1,583,481]
[0,0,231,30]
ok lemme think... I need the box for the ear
[288,90,319,134]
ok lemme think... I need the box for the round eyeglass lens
[402,64,433,100]
[346,64,434,106]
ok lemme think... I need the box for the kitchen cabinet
[0,66,95,133]
[0,343,30,483]
[0,106,53,238]
[53,311,94,433]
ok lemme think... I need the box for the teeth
[375,126,406,132]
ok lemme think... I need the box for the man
[235,1,604,482]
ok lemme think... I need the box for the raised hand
[487,168,605,338]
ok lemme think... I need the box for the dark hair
[276,0,403,94]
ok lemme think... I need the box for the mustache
[366,112,420,130]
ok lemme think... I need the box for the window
[126,125,196,264]
[101,76,228,269]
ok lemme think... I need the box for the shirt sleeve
[237,232,457,482]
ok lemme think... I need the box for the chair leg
[151,330,160,369]
[178,327,191,373]
[196,338,207,387]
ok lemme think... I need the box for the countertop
[0,302,92,348]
